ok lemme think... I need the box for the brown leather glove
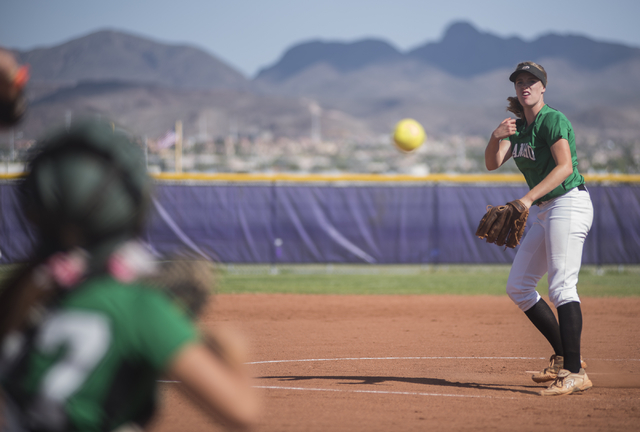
[475,199,529,248]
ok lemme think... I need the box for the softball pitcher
[0,121,259,431]
[484,62,594,396]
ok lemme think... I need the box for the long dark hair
[0,261,54,340]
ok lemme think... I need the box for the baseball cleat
[531,354,587,383]
[532,354,563,383]
[540,368,593,396]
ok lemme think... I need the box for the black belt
[578,184,587,191]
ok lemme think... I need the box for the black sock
[524,298,563,356]
[557,301,583,373]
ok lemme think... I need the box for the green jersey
[3,275,198,432]
[507,104,585,205]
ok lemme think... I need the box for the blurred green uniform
[2,275,198,432]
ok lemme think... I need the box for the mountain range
[257,22,640,80]
[5,22,640,161]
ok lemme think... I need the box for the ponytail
[0,261,53,340]
[506,96,524,119]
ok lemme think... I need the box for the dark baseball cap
[509,63,547,87]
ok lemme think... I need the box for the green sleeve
[541,112,572,146]
[134,290,199,371]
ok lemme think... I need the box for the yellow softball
[393,118,426,152]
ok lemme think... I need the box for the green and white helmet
[21,121,151,259]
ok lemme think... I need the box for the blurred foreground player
[0,121,259,431]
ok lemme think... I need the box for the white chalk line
[247,356,543,365]
[160,356,639,392]
[246,356,640,365]
[254,385,517,399]
[157,381,520,399]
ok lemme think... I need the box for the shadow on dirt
[258,375,539,396]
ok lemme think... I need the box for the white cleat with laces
[540,368,593,396]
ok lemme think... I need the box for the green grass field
[218,264,640,297]
[2,264,638,297]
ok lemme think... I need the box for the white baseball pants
[506,186,594,311]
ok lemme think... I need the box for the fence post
[270,180,279,273]
[431,183,440,264]
[595,184,602,269]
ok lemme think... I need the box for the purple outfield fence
[1,175,639,265]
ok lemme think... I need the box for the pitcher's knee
[549,286,580,308]
[506,280,540,312]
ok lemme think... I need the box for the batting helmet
[21,121,151,260]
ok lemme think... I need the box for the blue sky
[1,0,638,78]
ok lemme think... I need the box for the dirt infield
[148,294,640,432]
